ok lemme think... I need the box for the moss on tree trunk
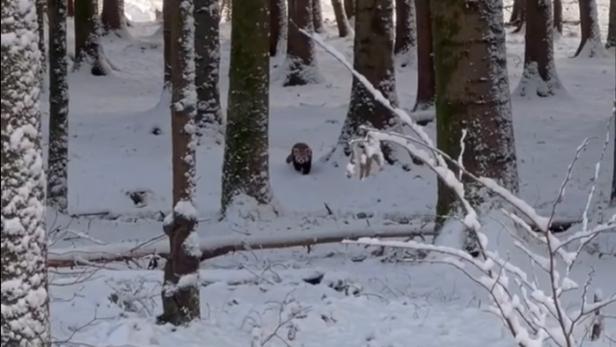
[432,0,519,246]
[220,0,273,217]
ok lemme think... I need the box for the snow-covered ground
[46,1,615,346]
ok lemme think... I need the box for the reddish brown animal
[286,142,312,175]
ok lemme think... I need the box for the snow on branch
[300,29,616,347]
[48,223,435,267]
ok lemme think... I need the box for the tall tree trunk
[1,1,51,346]
[412,0,435,111]
[157,0,200,326]
[607,0,616,49]
[553,0,563,34]
[36,0,46,84]
[574,0,605,57]
[344,0,355,19]
[220,0,275,217]
[163,0,172,86]
[394,0,416,67]
[432,0,519,250]
[325,0,400,166]
[283,0,322,86]
[312,0,324,33]
[515,0,562,97]
[48,0,70,213]
[508,0,525,26]
[221,0,232,21]
[194,0,223,133]
[68,0,75,16]
[74,0,108,75]
[612,96,616,205]
[101,0,127,32]
[269,0,287,56]
[331,0,351,37]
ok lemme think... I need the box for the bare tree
[508,0,525,26]
[574,0,606,57]
[48,0,70,213]
[220,0,275,217]
[344,0,354,19]
[194,0,223,132]
[101,0,127,33]
[312,0,324,33]
[1,0,51,345]
[611,96,616,205]
[324,0,400,166]
[269,0,287,56]
[554,0,563,34]
[607,0,616,49]
[432,0,518,249]
[68,0,74,16]
[157,0,201,326]
[394,0,416,67]
[36,0,46,81]
[514,0,562,97]
[412,0,434,112]
[74,0,108,75]
[283,0,322,86]
[331,0,352,37]
[163,0,172,86]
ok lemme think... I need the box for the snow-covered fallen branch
[48,223,435,267]
[300,30,616,347]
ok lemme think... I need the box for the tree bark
[221,0,232,21]
[432,0,519,250]
[508,0,525,26]
[612,96,616,205]
[1,1,51,345]
[607,0,616,49]
[194,0,223,132]
[312,0,324,33]
[36,0,46,83]
[101,0,127,32]
[326,0,400,166]
[163,0,172,86]
[74,0,108,75]
[283,0,322,86]
[68,0,74,16]
[157,0,201,327]
[220,0,274,217]
[331,0,351,37]
[394,0,416,67]
[514,0,562,97]
[269,0,287,56]
[574,0,605,57]
[412,0,435,111]
[48,0,70,213]
[344,0,355,19]
[553,0,563,34]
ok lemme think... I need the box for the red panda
[286,142,312,175]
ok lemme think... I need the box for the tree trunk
[514,0,562,97]
[412,0,435,111]
[48,0,70,213]
[101,0,127,32]
[607,0,616,49]
[326,0,400,165]
[312,0,324,33]
[269,0,287,56]
[553,0,563,34]
[220,0,274,217]
[574,0,605,57]
[1,1,51,346]
[432,0,519,250]
[283,0,322,86]
[394,0,416,67]
[36,0,46,83]
[344,0,355,19]
[157,0,201,326]
[163,0,172,86]
[194,0,223,132]
[221,0,232,21]
[331,0,351,37]
[508,0,525,26]
[68,0,74,16]
[74,0,108,75]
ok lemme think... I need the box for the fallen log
[48,224,436,268]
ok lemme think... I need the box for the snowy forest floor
[46,1,615,346]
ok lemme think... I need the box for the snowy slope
[44,1,616,347]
